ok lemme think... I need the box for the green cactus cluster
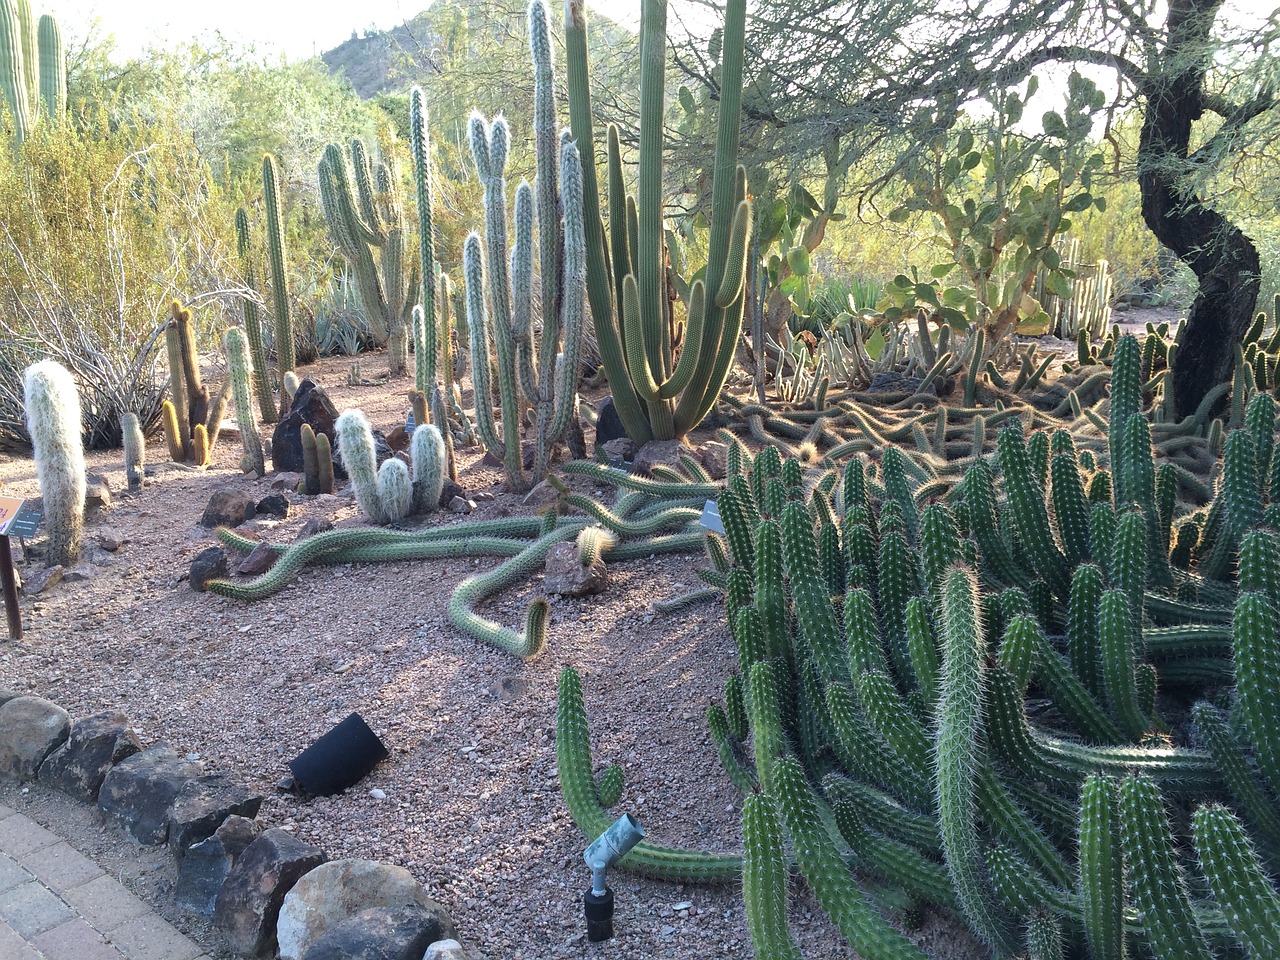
[566,0,751,443]
[459,0,588,493]
[159,302,226,467]
[543,334,1280,958]
[318,138,419,377]
[0,0,64,147]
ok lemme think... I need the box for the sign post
[0,497,25,641]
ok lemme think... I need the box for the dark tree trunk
[1137,0,1261,419]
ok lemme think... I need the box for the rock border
[0,691,475,960]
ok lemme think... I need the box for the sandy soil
[0,350,991,960]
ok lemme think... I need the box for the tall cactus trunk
[23,360,85,567]
[263,153,294,409]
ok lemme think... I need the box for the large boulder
[201,490,256,529]
[277,859,453,960]
[299,903,454,960]
[272,379,340,475]
[98,745,203,845]
[167,774,264,856]
[38,710,141,801]
[214,827,327,957]
[176,815,262,917]
[0,696,70,780]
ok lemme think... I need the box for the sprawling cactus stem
[121,411,145,492]
[335,409,384,524]
[564,0,749,441]
[234,207,277,424]
[410,424,445,514]
[35,13,60,120]
[262,153,294,401]
[554,666,743,879]
[23,360,85,567]
[223,327,265,477]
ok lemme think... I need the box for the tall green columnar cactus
[235,207,277,423]
[564,0,750,442]
[120,412,144,493]
[741,791,803,960]
[1193,803,1280,959]
[0,1,29,146]
[223,327,265,478]
[35,13,60,120]
[262,154,294,397]
[317,139,418,374]
[410,86,439,394]
[23,360,85,567]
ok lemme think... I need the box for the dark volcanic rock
[299,903,454,960]
[190,547,229,593]
[272,379,340,475]
[99,745,203,845]
[201,490,256,528]
[214,827,327,957]
[594,396,628,448]
[176,815,263,918]
[38,710,141,801]
[255,494,290,519]
[167,774,264,855]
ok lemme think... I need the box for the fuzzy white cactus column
[23,360,86,567]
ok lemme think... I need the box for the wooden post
[0,535,20,641]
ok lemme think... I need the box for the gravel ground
[0,352,988,960]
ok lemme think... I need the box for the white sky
[41,0,643,61]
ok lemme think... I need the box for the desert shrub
[0,106,240,450]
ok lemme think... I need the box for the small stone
[256,494,290,519]
[295,518,334,542]
[447,497,473,514]
[61,563,96,583]
[21,565,62,596]
[486,677,527,702]
[695,441,728,480]
[214,827,327,957]
[190,547,229,593]
[601,437,638,463]
[368,788,386,800]
[272,473,305,492]
[84,472,112,509]
[423,940,469,960]
[96,534,122,552]
[633,439,689,477]
[99,745,203,845]
[0,696,71,781]
[175,816,263,917]
[38,710,141,801]
[201,489,256,528]
[521,481,558,506]
[471,492,496,503]
[237,542,278,577]
[672,901,693,912]
[543,542,608,597]
[438,478,464,508]
[272,379,341,475]
[385,425,411,453]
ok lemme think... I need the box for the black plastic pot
[288,712,389,796]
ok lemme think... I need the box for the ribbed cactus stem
[262,153,294,395]
[1192,803,1280,960]
[0,0,29,146]
[120,412,144,493]
[742,791,802,960]
[163,320,191,461]
[1078,775,1125,960]
[223,327,265,478]
[336,409,384,524]
[23,360,85,567]
[35,13,61,120]
[410,86,438,392]
[410,424,445,514]
[235,207,277,423]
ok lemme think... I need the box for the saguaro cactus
[318,138,418,376]
[23,360,85,567]
[564,0,751,442]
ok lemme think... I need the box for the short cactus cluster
[556,333,1280,959]
[160,302,227,467]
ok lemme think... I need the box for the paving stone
[0,853,30,894]
[31,917,124,960]
[0,879,75,938]
[61,875,151,933]
[107,911,203,960]
[0,803,14,817]
[0,916,43,959]
[16,840,104,892]
[0,813,59,857]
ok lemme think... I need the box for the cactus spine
[223,327,265,477]
[565,0,751,441]
[262,153,294,400]
[23,360,85,567]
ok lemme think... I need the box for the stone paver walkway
[0,802,210,960]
